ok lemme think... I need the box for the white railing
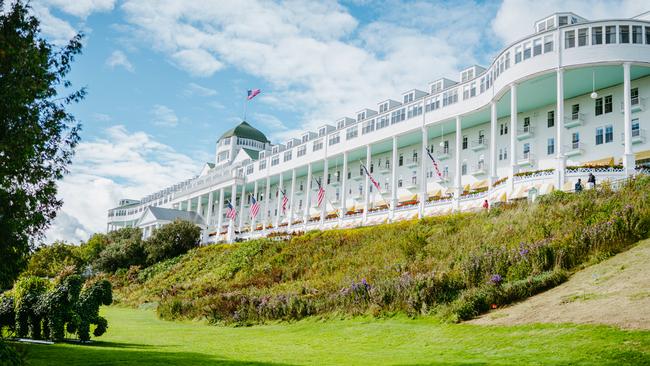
[471,138,488,150]
[513,169,554,182]
[519,125,534,135]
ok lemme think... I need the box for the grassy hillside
[111,176,650,325]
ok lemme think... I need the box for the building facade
[107,12,650,243]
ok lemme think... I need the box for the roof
[219,121,269,143]
[142,206,204,225]
[242,148,260,160]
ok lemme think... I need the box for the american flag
[426,148,444,179]
[316,179,325,207]
[281,190,289,213]
[226,200,237,220]
[361,162,381,191]
[247,89,261,100]
[249,195,260,218]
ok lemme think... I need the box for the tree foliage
[93,228,146,273]
[144,220,201,264]
[25,241,84,278]
[0,0,84,289]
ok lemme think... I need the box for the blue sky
[14,0,646,242]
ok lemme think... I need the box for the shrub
[0,340,24,366]
[94,228,146,273]
[144,220,201,264]
[25,242,84,278]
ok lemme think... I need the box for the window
[407,103,423,118]
[523,42,531,59]
[259,160,267,170]
[297,145,307,157]
[377,115,389,129]
[478,130,485,144]
[443,89,458,106]
[559,16,568,26]
[605,125,613,143]
[605,95,612,114]
[385,158,390,169]
[595,97,603,116]
[223,137,231,145]
[500,123,508,135]
[319,127,326,136]
[547,111,555,128]
[572,132,580,150]
[328,133,340,146]
[412,150,418,163]
[515,46,522,63]
[578,28,588,46]
[523,143,530,157]
[461,162,467,175]
[544,35,553,53]
[411,171,417,185]
[398,178,403,188]
[632,118,640,136]
[523,117,531,131]
[362,119,375,134]
[631,88,639,106]
[313,139,323,151]
[442,140,449,154]
[426,96,440,112]
[390,108,406,124]
[596,127,604,145]
[357,112,365,122]
[564,30,575,48]
[572,104,580,120]
[646,26,650,45]
[301,134,309,143]
[533,38,542,56]
[399,154,404,166]
[547,138,555,155]
[346,126,358,140]
[403,93,414,103]
[271,155,280,166]
[462,136,468,150]
[283,151,292,162]
[619,25,629,44]
[592,26,603,45]
[633,26,643,44]
[379,102,388,113]
[606,26,616,44]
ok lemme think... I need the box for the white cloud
[92,113,112,122]
[38,0,116,18]
[120,0,496,140]
[183,82,218,97]
[171,49,223,77]
[492,0,649,44]
[45,125,201,243]
[106,50,135,72]
[150,104,179,127]
[29,4,78,45]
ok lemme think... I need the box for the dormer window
[319,127,326,136]
[357,112,365,121]
[403,93,414,104]
[337,120,345,129]
[379,102,388,113]
[286,141,293,148]
[302,134,309,143]
[259,151,265,159]
[272,146,279,154]
[559,16,568,26]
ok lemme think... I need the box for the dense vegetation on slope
[112,177,650,325]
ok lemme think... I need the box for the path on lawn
[470,238,650,329]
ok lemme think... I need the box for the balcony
[620,97,646,113]
[564,142,584,157]
[378,165,391,174]
[330,179,341,187]
[517,152,535,166]
[405,158,419,168]
[517,125,534,140]
[471,138,488,151]
[564,113,585,128]
[620,129,646,145]
[470,164,486,176]
[436,148,451,160]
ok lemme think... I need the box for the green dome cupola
[219,121,269,144]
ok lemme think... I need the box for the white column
[227,182,241,243]
[216,188,224,239]
[275,173,283,228]
[187,198,192,212]
[390,136,398,221]
[288,169,297,230]
[303,163,312,229]
[238,184,246,233]
[263,176,271,235]
[419,126,427,218]
[227,182,237,243]
[454,116,462,211]
[489,101,498,186]
[339,151,348,225]
[197,195,203,218]
[320,159,328,227]
[556,68,566,188]
[251,180,259,233]
[509,83,518,192]
[362,144,371,222]
[623,62,635,175]
[204,191,213,244]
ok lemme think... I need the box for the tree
[0,1,84,289]
[25,241,84,278]
[144,220,201,264]
[93,227,146,273]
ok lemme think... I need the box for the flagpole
[243,98,248,121]
[359,160,390,210]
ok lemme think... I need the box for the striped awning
[584,156,615,166]
[636,150,650,161]
[471,179,489,190]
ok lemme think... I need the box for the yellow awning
[471,179,488,190]
[398,194,418,203]
[562,181,574,192]
[428,189,442,198]
[463,184,471,192]
[584,156,615,166]
[636,150,650,161]
[498,192,507,202]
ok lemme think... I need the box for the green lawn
[13,306,650,365]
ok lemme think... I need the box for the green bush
[144,220,201,264]
[94,228,146,273]
[13,276,50,339]
[25,242,85,278]
[0,340,24,366]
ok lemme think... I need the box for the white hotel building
[108,12,650,243]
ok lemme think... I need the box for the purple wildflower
[489,274,503,285]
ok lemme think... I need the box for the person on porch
[587,173,596,189]
[575,179,583,192]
